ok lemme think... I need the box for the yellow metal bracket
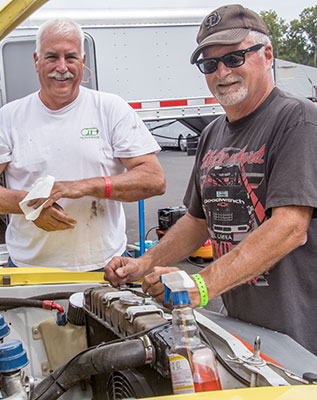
[0,0,50,41]
[0,267,107,286]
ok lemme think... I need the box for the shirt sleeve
[183,131,209,219]
[0,106,12,164]
[108,96,160,158]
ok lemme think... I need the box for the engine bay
[0,279,316,399]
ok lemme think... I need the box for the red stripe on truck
[205,98,219,104]
[160,100,188,107]
[129,102,142,109]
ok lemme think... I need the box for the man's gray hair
[248,31,271,56]
[35,18,85,57]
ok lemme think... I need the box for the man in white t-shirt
[0,18,166,272]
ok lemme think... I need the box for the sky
[37,0,316,23]
[233,0,315,22]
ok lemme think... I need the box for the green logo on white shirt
[80,128,100,139]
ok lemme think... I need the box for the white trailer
[0,5,316,145]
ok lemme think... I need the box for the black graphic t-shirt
[184,88,317,355]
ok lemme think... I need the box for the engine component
[30,337,154,400]
[0,314,10,341]
[0,340,28,373]
[67,292,85,325]
[107,366,171,400]
[0,370,29,400]
[82,284,317,399]
[107,369,155,399]
[83,285,173,398]
[34,318,87,374]
[83,286,169,337]
[0,340,30,399]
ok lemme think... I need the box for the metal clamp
[226,336,266,368]
[139,335,154,365]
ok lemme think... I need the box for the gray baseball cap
[190,4,268,64]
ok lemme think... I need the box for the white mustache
[47,71,74,80]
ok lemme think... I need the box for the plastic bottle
[161,271,222,395]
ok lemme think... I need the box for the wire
[186,257,211,268]
[151,132,198,141]
[145,226,159,240]
[148,120,177,132]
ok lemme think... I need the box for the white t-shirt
[0,87,160,271]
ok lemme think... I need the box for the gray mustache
[215,77,243,85]
[47,71,74,79]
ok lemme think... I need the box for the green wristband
[191,274,208,308]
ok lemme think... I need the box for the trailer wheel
[178,135,186,152]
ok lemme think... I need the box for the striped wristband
[103,176,111,199]
[191,274,208,308]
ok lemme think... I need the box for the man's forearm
[104,152,165,202]
[67,168,165,202]
[102,170,165,202]
[0,186,27,214]
[45,155,166,204]
[139,213,210,271]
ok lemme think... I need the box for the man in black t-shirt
[104,5,317,355]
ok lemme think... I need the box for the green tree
[261,6,317,67]
[281,19,311,65]
[260,10,288,58]
[298,6,317,67]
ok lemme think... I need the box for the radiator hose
[31,337,154,400]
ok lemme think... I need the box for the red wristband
[103,176,111,199]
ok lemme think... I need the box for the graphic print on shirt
[200,146,268,286]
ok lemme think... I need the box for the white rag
[19,175,55,221]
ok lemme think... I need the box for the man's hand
[104,256,153,287]
[33,203,77,231]
[27,181,85,209]
[142,266,180,304]
[142,266,202,308]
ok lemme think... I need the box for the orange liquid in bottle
[193,362,222,392]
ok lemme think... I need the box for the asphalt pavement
[123,149,224,313]
[124,149,195,244]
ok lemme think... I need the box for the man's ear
[264,44,273,63]
[263,44,274,73]
[33,52,39,71]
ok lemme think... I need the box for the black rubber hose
[31,338,152,400]
[0,298,44,309]
[0,293,74,311]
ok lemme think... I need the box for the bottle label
[169,354,195,394]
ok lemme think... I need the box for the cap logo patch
[205,12,222,29]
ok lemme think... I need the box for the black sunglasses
[196,43,265,74]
